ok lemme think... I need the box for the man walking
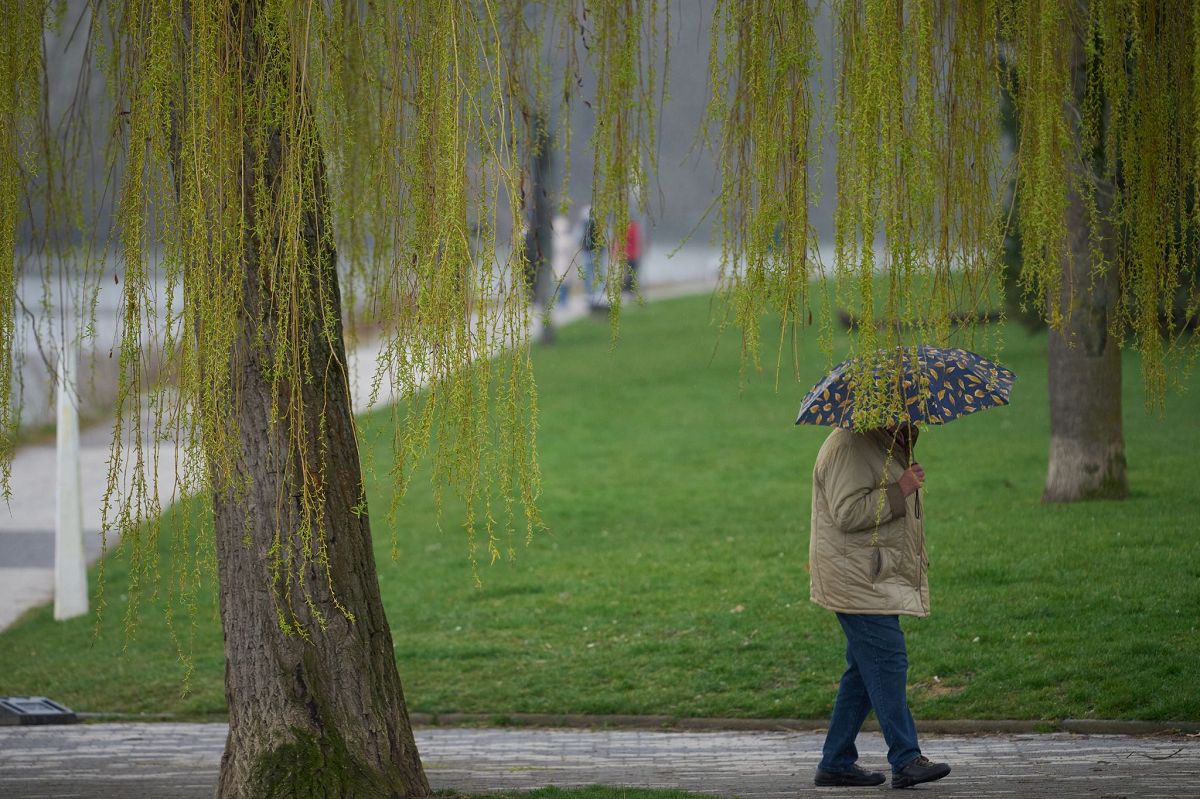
[809,423,951,789]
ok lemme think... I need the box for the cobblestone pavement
[1,723,1196,799]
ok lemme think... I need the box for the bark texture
[211,3,429,796]
[1043,201,1127,502]
[1043,17,1128,504]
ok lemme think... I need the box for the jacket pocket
[871,547,884,581]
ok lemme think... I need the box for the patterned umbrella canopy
[794,346,1016,428]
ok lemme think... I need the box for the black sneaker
[814,763,888,787]
[891,755,951,789]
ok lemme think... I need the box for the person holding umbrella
[798,346,1015,789]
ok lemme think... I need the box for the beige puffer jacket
[809,428,929,617]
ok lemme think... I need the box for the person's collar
[865,427,896,452]
[864,426,916,463]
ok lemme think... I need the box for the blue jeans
[818,613,922,773]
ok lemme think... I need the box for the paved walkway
[0,723,1196,798]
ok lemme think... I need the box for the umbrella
[794,345,1016,429]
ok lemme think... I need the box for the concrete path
[0,723,1196,798]
[0,424,178,630]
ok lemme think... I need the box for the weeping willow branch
[0,0,1196,650]
[98,0,556,631]
[0,0,48,496]
[1006,0,1200,410]
[28,0,664,639]
[708,0,819,385]
[589,0,662,325]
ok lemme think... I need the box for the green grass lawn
[1,293,1197,722]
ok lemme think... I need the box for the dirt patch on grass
[911,676,967,700]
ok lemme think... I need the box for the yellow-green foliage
[0,1,1197,641]
[0,0,47,495]
[827,0,1008,427]
[588,0,663,324]
[707,0,819,384]
[1089,0,1199,404]
[710,1,1006,425]
[1004,0,1071,331]
[1,0,662,641]
[1006,0,1200,408]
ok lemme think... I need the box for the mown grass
[0,293,1197,723]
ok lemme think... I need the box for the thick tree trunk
[1043,195,1127,502]
[210,4,429,797]
[213,281,430,796]
[1043,15,1128,503]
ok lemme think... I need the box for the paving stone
[0,723,1196,798]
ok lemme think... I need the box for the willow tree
[710,0,1009,418]
[5,0,659,796]
[1007,1,1199,501]
[711,0,1197,492]
[2,1,1197,798]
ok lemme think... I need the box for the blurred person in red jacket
[622,218,643,294]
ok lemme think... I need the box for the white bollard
[54,345,88,621]
[551,214,572,305]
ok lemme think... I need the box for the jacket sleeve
[821,442,906,533]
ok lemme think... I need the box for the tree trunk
[211,4,430,797]
[1043,196,1127,502]
[1043,13,1128,503]
[526,111,556,344]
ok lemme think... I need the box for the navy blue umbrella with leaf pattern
[795,346,1016,428]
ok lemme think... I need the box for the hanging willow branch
[1006,0,1200,409]
[0,0,665,638]
[708,0,820,383]
[105,0,554,628]
[1004,0,1072,331]
[1089,0,1199,403]
[0,0,47,496]
[710,1,1007,425]
[588,0,663,324]
[0,0,1197,644]
[828,0,1010,427]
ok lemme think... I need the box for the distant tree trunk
[1043,13,1128,503]
[526,110,556,344]
[210,3,429,797]
[1043,185,1127,502]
